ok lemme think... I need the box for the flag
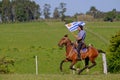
[65,21,85,32]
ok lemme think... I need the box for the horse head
[58,34,71,47]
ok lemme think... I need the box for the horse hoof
[61,72,64,75]
[86,68,89,72]
[60,70,63,72]
[78,71,81,75]
[78,72,81,75]
[78,70,82,75]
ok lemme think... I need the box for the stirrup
[77,55,81,60]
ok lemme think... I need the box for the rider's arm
[73,34,82,41]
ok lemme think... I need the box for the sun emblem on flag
[67,23,72,27]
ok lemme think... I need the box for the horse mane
[67,38,73,46]
[63,34,73,45]
[64,34,68,37]
[67,37,74,46]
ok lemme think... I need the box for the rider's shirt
[77,30,86,42]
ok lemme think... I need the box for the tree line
[0,0,120,23]
[0,0,40,22]
[0,0,66,22]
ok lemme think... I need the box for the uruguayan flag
[65,21,85,32]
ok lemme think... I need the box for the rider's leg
[77,42,82,58]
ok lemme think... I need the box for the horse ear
[64,34,68,37]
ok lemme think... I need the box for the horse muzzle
[58,43,63,48]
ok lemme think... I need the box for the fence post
[102,53,107,74]
[35,56,38,75]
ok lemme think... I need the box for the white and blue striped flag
[65,21,85,32]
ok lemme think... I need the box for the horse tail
[97,49,106,54]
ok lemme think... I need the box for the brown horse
[58,34,105,74]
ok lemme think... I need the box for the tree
[14,0,27,21]
[0,1,2,22]
[107,31,120,73]
[1,0,11,22]
[59,2,66,21]
[43,4,51,19]
[116,13,120,21]
[24,1,40,20]
[104,9,116,22]
[86,6,98,18]
[53,7,60,19]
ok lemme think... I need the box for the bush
[107,31,120,73]
[0,56,14,74]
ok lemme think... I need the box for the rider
[73,22,86,59]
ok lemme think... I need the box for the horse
[58,34,105,74]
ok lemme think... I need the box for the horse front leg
[60,59,68,72]
[69,61,77,71]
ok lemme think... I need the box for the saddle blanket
[74,48,87,53]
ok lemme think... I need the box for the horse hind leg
[88,58,96,69]
[85,57,90,73]
[78,57,89,74]
[78,58,96,74]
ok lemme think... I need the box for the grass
[0,74,120,80]
[0,21,120,79]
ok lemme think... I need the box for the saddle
[73,42,88,54]
[80,47,88,53]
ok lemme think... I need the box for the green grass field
[0,74,120,80]
[0,21,120,79]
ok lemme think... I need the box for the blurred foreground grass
[0,73,120,80]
